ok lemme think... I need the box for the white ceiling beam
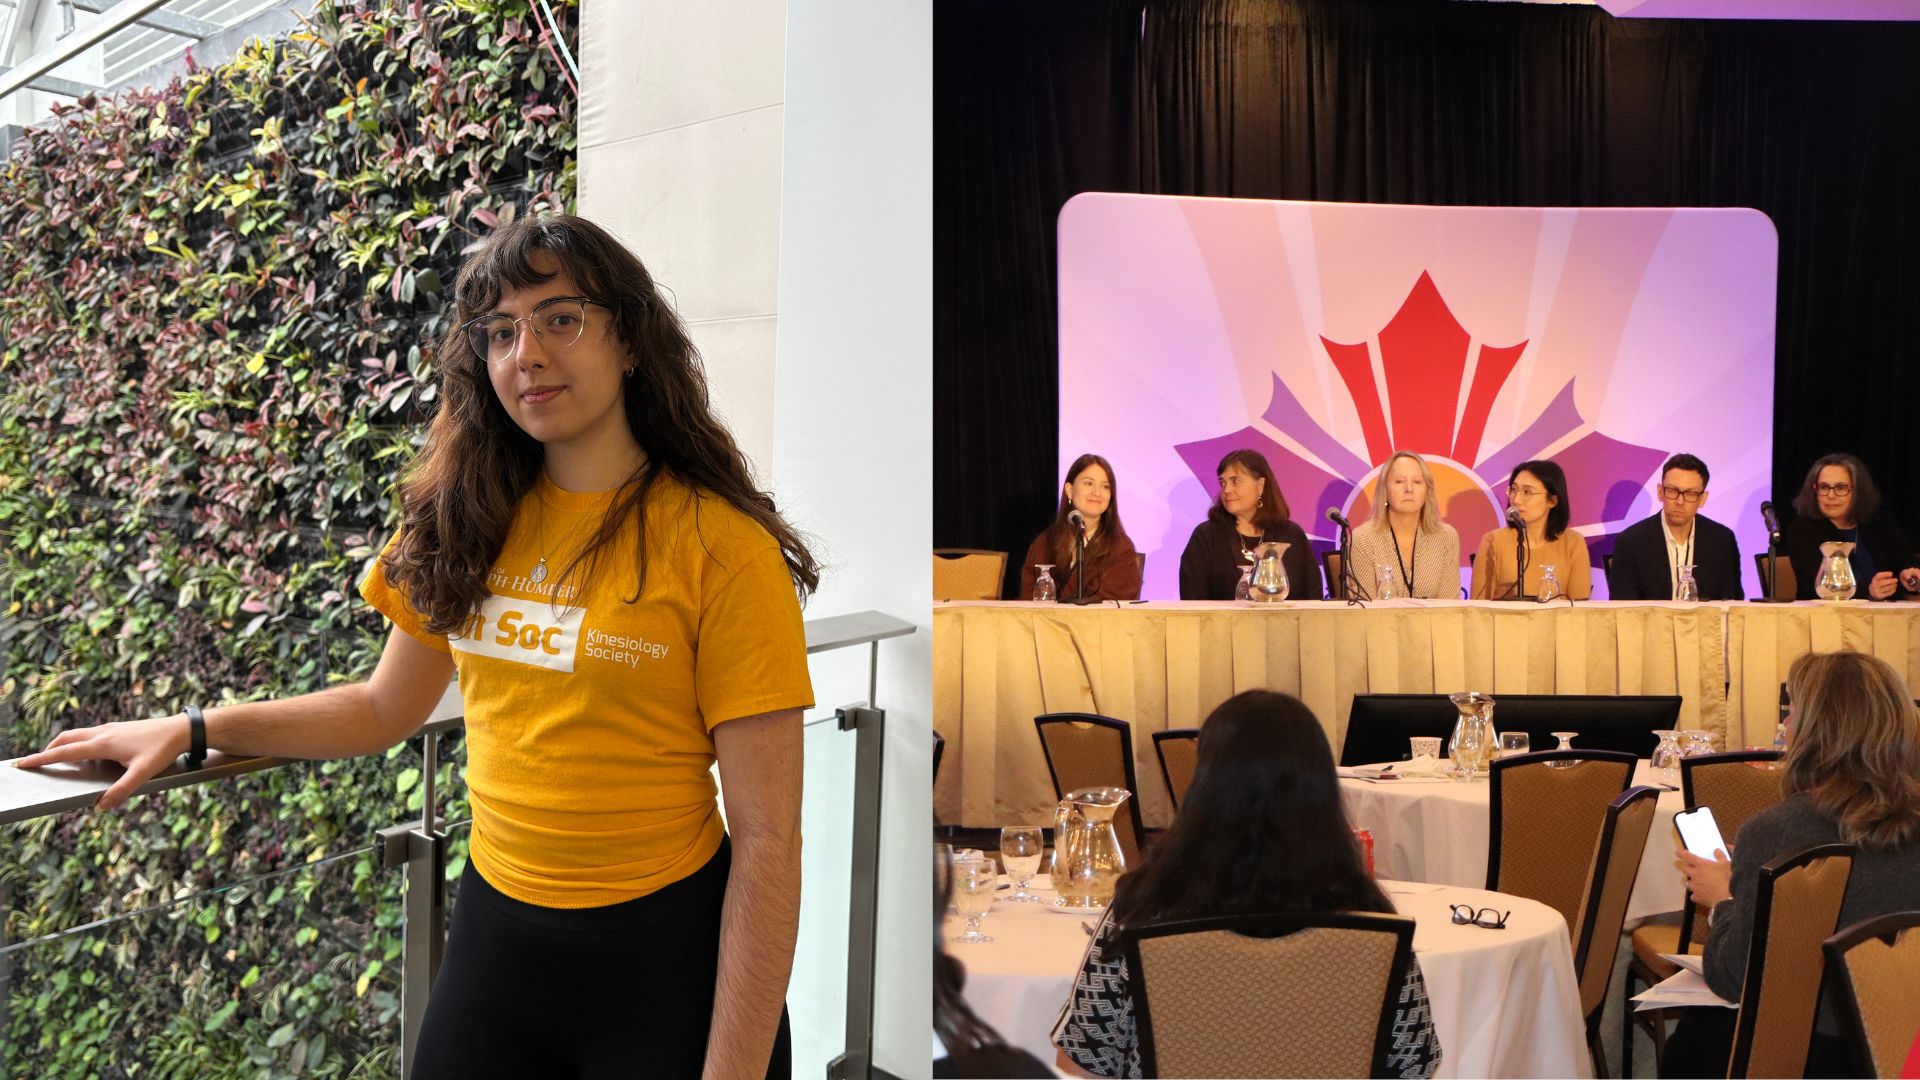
[0,0,172,101]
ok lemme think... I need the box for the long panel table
[934,599,1920,829]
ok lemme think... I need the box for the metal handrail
[2,609,916,1079]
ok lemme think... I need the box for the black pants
[411,836,792,1079]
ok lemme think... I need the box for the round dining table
[1338,758,1688,923]
[947,873,1593,1079]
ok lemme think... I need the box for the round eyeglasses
[464,296,610,365]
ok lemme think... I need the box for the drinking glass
[1032,565,1056,602]
[1538,564,1561,602]
[1375,563,1399,601]
[1546,730,1579,769]
[1497,731,1530,758]
[1651,730,1683,785]
[1449,720,1490,781]
[999,826,1045,903]
[1680,729,1718,758]
[951,857,997,944]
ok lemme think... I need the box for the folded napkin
[1399,753,1447,777]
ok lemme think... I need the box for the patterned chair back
[1487,750,1636,936]
[1035,713,1144,865]
[933,549,1006,601]
[1121,911,1415,1079]
[1823,911,1920,1078]
[1728,844,1856,1079]
[1152,729,1200,813]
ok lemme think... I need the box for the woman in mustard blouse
[1470,459,1592,600]
[16,215,816,1079]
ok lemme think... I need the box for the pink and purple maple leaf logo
[1174,271,1670,573]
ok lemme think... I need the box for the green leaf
[204,1000,239,1031]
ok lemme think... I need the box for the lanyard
[1393,524,1418,594]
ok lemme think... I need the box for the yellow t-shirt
[358,471,814,908]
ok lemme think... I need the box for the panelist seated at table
[1018,453,1143,602]
[1665,650,1920,1077]
[1177,449,1324,600]
[1347,451,1463,600]
[1469,459,1593,600]
[1606,452,1744,601]
[1785,452,1920,601]
[1051,690,1438,1079]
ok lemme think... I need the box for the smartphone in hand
[1674,805,1728,860]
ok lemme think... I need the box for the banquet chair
[1753,553,1796,602]
[1151,728,1200,812]
[1726,843,1857,1079]
[1323,551,1345,599]
[1625,751,1784,1067]
[1570,785,1661,1078]
[1822,911,1920,1077]
[1117,911,1415,1079]
[1034,713,1146,865]
[933,548,1006,601]
[1487,750,1637,935]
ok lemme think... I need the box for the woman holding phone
[1664,650,1920,1077]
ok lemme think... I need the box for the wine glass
[1234,563,1254,601]
[999,826,1045,903]
[1651,730,1683,785]
[1546,730,1579,769]
[951,857,997,944]
[1676,564,1700,603]
[1032,565,1056,602]
[1538,564,1561,602]
[1449,720,1489,781]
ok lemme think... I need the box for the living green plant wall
[0,0,575,1074]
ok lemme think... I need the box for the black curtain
[935,0,1920,597]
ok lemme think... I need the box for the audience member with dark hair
[1051,691,1438,1079]
[1662,650,1920,1077]
[1019,453,1142,602]
[1178,450,1323,600]
[1786,453,1920,601]
[1469,459,1592,600]
[1607,453,1744,601]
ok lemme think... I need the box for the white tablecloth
[1339,759,1687,924]
[948,875,1592,1079]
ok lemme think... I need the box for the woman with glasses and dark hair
[17,215,817,1079]
[1469,459,1592,600]
[1785,453,1920,601]
[1177,449,1324,600]
[1019,453,1142,601]
[1051,690,1439,1078]
[1664,650,1920,1077]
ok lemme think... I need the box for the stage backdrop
[1058,193,1778,601]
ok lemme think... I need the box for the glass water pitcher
[1052,786,1131,909]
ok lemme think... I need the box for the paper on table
[1383,882,1445,895]
[1659,952,1705,977]
[1632,967,1737,1011]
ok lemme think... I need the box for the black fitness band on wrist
[184,704,207,771]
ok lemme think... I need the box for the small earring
[624,367,635,377]
[1257,497,1263,509]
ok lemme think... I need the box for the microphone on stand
[1506,507,1530,601]
[1063,508,1096,604]
[1325,507,1366,602]
[1756,500,1790,603]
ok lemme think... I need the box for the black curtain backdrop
[935,0,1920,599]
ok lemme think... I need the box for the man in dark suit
[1607,453,1744,600]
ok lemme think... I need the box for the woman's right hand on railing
[10,715,192,811]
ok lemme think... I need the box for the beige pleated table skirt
[933,598,1920,828]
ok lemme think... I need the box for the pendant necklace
[530,501,595,585]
